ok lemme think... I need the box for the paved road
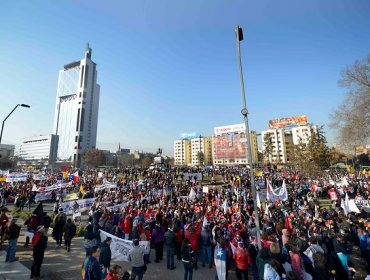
[1,203,242,280]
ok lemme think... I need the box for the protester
[151,223,164,263]
[164,225,176,270]
[53,208,67,248]
[84,224,97,256]
[200,224,213,269]
[30,225,48,280]
[84,245,102,280]
[99,236,112,278]
[62,218,77,252]
[128,238,145,280]
[24,213,39,247]
[106,264,122,280]
[181,237,194,280]
[4,217,21,262]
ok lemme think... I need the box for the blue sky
[0,0,369,155]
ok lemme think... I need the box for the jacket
[4,222,21,240]
[106,273,119,280]
[99,241,112,268]
[62,221,76,241]
[181,243,193,263]
[185,226,201,251]
[234,247,251,270]
[151,227,164,244]
[128,245,145,267]
[200,229,212,247]
[264,263,281,280]
[84,257,102,280]
[164,229,177,248]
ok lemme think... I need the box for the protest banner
[35,192,52,202]
[106,202,127,212]
[6,173,28,182]
[203,186,209,193]
[184,172,203,181]
[44,182,72,192]
[63,193,79,201]
[33,174,49,181]
[354,199,370,207]
[61,198,96,215]
[99,230,150,262]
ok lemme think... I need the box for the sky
[0,0,369,156]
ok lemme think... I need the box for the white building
[174,139,191,166]
[261,124,317,164]
[52,44,100,167]
[291,125,317,145]
[190,136,212,166]
[18,134,58,167]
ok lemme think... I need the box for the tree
[292,126,331,176]
[196,151,205,166]
[141,156,152,168]
[83,148,105,168]
[330,55,370,153]
[263,132,273,165]
[329,147,348,166]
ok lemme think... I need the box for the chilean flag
[214,244,227,280]
[69,171,79,183]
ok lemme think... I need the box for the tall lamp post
[0,104,31,144]
[235,25,262,249]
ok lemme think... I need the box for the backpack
[32,232,41,248]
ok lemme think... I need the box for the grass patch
[10,208,32,221]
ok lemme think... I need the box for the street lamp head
[20,104,31,108]
[235,25,244,41]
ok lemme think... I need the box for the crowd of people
[0,166,370,280]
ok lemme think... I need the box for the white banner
[184,172,203,181]
[35,192,52,202]
[33,174,49,181]
[43,182,72,192]
[106,203,127,212]
[61,198,96,215]
[6,173,28,182]
[99,230,150,262]
[94,182,117,192]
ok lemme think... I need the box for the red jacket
[123,217,132,234]
[185,224,201,251]
[234,247,251,270]
[106,273,119,280]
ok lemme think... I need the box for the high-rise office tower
[52,44,100,167]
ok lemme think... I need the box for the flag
[214,244,227,280]
[279,180,288,201]
[189,188,196,200]
[341,193,349,215]
[72,171,79,183]
[348,199,360,213]
[266,180,274,202]
[264,202,271,217]
[33,202,44,218]
[222,200,229,213]
[202,216,208,228]
[256,191,261,209]
[254,170,263,177]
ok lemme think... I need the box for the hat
[105,237,112,242]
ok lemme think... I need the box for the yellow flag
[254,171,263,177]
[347,167,354,174]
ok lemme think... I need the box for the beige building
[174,139,191,166]
[190,136,213,166]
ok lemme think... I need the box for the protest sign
[184,172,203,181]
[35,192,52,202]
[6,173,28,182]
[63,193,79,201]
[99,230,150,262]
[61,198,96,215]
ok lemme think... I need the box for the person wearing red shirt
[185,222,201,270]
[234,242,251,280]
[123,215,132,240]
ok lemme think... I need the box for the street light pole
[0,104,31,144]
[235,25,262,250]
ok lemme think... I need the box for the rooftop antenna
[85,43,92,59]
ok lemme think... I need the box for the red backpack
[32,232,41,248]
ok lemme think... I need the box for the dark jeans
[55,232,63,246]
[183,261,193,280]
[166,247,175,269]
[201,245,212,267]
[65,239,71,248]
[154,242,163,261]
[31,251,44,278]
[131,266,143,280]
[176,241,182,260]
[236,268,248,280]
[193,250,199,269]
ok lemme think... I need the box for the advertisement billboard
[214,123,245,135]
[213,133,248,161]
[268,115,307,129]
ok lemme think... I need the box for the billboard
[214,123,245,135]
[213,133,248,161]
[268,115,307,129]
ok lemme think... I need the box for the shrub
[76,224,86,237]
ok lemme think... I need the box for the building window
[84,65,89,88]
[76,109,80,131]
[80,108,85,132]
[80,66,85,88]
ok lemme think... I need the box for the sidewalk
[0,250,30,280]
